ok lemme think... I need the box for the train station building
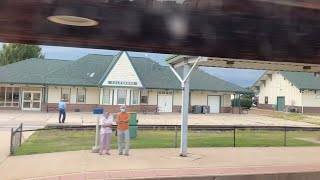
[0,51,250,113]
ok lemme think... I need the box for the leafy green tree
[0,43,44,66]
[231,98,253,109]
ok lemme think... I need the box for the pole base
[179,153,188,157]
[92,146,99,153]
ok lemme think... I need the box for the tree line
[0,43,44,66]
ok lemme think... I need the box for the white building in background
[252,71,320,113]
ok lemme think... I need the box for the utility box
[129,112,138,139]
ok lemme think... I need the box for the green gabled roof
[0,52,251,93]
[184,68,252,93]
[126,52,145,88]
[97,52,122,87]
[131,57,181,89]
[280,72,320,90]
[41,54,114,86]
[0,58,71,85]
[131,57,251,93]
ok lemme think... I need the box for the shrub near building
[231,98,253,109]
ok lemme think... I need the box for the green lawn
[14,129,320,155]
[273,114,320,126]
[273,114,306,121]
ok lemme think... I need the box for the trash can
[202,106,210,114]
[288,106,296,113]
[129,112,138,139]
[192,105,202,114]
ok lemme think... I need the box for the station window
[61,88,71,102]
[132,90,139,105]
[140,90,148,104]
[0,87,20,107]
[77,89,86,103]
[117,89,127,105]
[103,89,111,105]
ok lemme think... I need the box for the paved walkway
[0,111,50,164]
[0,110,318,165]
[1,110,320,179]
[0,110,318,127]
[1,147,320,179]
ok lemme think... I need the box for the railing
[14,124,320,150]
[135,125,320,148]
[10,123,23,155]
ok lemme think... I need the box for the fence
[11,125,320,155]
[134,125,320,148]
[10,123,23,155]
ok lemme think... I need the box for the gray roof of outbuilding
[0,53,251,93]
[280,71,320,90]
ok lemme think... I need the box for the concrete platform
[1,147,320,180]
[0,110,317,127]
[1,110,320,179]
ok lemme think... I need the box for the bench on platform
[142,106,159,114]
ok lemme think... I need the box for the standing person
[58,100,66,123]
[117,105,130,156]
[99,112,113,155]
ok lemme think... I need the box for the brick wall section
[0,107,20,110]
[42,104,236,114]
[258,103,273,110]
[173,106,231,113]
[302,107,320,114]
[42,103,159,113]
[230,107,243,114]
[40,103,320,114]
[221,107,231,113]
[257,103,320,113]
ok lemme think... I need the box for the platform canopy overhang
[167,55,320,73]
[1,0,320,71]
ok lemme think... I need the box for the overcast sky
[0,42,264,87]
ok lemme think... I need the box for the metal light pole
[180,64,190,156]
[169,57,202,157]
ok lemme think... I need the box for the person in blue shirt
[58,100,67,123]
